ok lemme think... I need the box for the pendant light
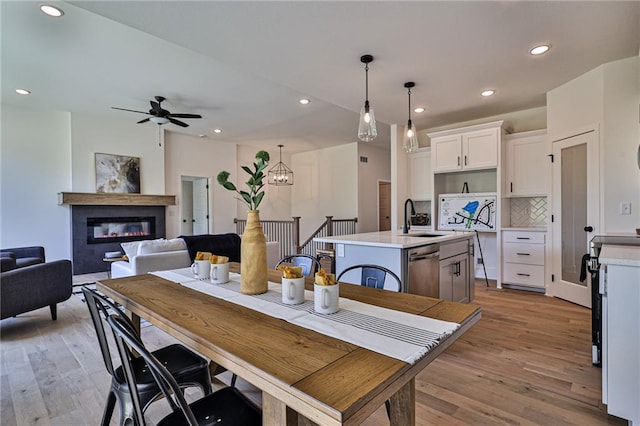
[268,144,294,186]
[402,82,419,153]
[357,54,377,142]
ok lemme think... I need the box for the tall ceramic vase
[241,210,268,295]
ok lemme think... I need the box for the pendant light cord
[364,63,369,102]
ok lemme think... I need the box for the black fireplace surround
[72,205,166,274]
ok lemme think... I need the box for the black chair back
[336,264,402,292]
[82,287,141,376]
[107,315,197,426]
[275,254,321,277]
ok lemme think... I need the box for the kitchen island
[314,230,475,302]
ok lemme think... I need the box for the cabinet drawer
[503,231,545,244]
[440,240,469,259]
[503,263,545,287]
[503,242,544,265]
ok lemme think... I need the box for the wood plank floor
[1,276,625,425]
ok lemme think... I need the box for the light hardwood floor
[1,276,624,425]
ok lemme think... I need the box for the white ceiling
[2,1,639,153]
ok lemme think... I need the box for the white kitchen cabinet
[505,130,548,197]
[408,148,432,200]
[599,245,640,426]
[429,121,502,173]
[501,229,546,290]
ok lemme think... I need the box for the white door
[192,178,209,235]
[550,130,600,307]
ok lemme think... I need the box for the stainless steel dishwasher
[406,245,440,298]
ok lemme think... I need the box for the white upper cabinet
[505,130,548,197]
[408,148,432,200]
[429,121,503,173]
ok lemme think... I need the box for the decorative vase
[240,210,268,294]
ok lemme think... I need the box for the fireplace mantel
[58,192,175,206]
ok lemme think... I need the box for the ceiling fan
[111,96,202,127]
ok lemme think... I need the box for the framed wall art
[95,153,140,193]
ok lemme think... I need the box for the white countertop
[501,227,547,232]
[599,244,640,268]
[314,230,474,249]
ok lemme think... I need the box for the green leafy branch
[217,150,270,211]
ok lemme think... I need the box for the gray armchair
[1,260,73,320]
[0,246,45,272]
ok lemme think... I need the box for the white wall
[548,56,640,233]
[164,132,237,237]
[357,142,391,233]
[292,144,358,239]
[1,105,72,260]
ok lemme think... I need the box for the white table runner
[152,268,459,364]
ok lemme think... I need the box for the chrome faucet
[403,198,416,234]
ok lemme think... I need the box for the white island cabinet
[599,244,640,426]
[314,230,474,302]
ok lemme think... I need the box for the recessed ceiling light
[199,134,207,138]
[530,44,550,55]
[40,4,64,17]
[213,128,222,134]
[413,107,425,113]
[15,88,31,95]
[481,90,495,97]
[299,98,310,105]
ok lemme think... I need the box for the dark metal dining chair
[336,264,402,418]
[336,264,402,292]
[275,254,321,277]
[107,314,262,426]
[82,287,213,426]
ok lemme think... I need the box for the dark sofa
[178,233,242,263]
[0,246,45,272]
[1,259,73,321]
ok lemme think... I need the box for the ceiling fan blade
[111,107,150,115]
[168,118,189,127]
[137,118,150,124]
[150,100,162,114]
[167,113,202,119]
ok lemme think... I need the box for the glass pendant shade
[268,145,294,186]
[402,81,419,153]
[403,120,419,153]
[357,54,377,142]
[358,101,377,142]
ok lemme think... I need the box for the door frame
[548,124,601,307]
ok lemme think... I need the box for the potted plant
[217,151,270,294]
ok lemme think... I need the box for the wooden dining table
[96,263,481,426]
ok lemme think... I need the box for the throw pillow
[120,241,142,260]
[137,238,186,255]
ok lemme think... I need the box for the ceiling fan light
[150,116,169,125]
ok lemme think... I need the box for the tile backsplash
[510,197,547,227]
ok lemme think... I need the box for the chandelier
[268,145,294,186]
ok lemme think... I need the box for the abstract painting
[95,153,140,193]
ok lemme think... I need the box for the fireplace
[71,205,166,274]
[87,217,156,244]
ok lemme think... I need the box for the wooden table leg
[262,392,298,426]
[127,310,141,336]
[387,378,415,426]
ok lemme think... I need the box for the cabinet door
[462,128,498,170]
[432,134,462,173]
[451,253,470,303]
[408,149,432,200]
[506,134,548,196]
[439,253,470,303]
